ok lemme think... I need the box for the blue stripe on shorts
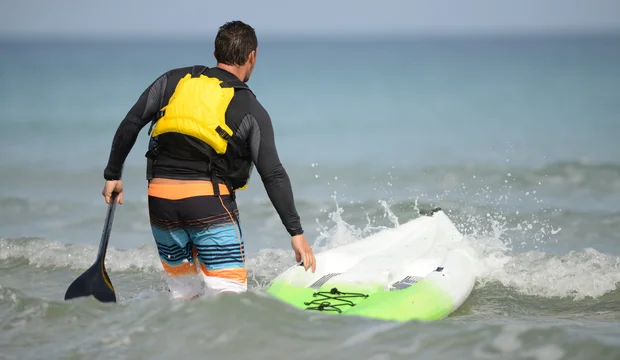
[151,222,245,271]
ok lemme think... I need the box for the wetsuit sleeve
[246,111,304,237]
[103,73,167,180]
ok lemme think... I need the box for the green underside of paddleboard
[266,278,455,322]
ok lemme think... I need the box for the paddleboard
[265,208,477,322]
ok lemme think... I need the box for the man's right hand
[102,180,124,204]
[291,234,316,273]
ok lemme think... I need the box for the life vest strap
[191,65,207,78]
[216,126,231,140]
[144,153,236,199]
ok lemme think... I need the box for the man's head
[214,21,258,82]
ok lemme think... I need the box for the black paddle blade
[64,191,119,303]
[64,260,116,303]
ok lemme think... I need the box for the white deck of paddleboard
[272,210,477,312]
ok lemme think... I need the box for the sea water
[1,35,619,359]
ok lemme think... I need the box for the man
[101,20,316,299]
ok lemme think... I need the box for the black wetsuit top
[103,66,303,236]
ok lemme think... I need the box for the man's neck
[216,63,245,82]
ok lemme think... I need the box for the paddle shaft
[97,192,118,262]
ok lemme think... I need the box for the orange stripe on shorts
[161,260,198,277]
[199,264,247,284]
[148,182,230,200]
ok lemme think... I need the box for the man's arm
[103,74,167,180]
[244,109,304,237]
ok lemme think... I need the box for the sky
[1,0,619,39]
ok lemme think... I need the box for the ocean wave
[2,233,619,303]
[475,249,620,300]
[0,237,162,272]
[1,185,619,323]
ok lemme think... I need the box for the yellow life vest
[146,66,252,192]
[151,68,243,155]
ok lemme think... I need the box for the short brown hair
[214,21,258,66]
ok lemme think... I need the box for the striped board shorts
[147,182,246,299]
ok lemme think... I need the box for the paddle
[64,191,119,303]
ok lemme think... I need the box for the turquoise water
[1,35,620,359]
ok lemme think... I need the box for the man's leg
[189,196,247,295]
[150,227,203,299]
[148,184,203,300]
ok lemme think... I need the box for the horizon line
[2,28,620,43]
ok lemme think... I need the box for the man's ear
[249,50,256,64]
